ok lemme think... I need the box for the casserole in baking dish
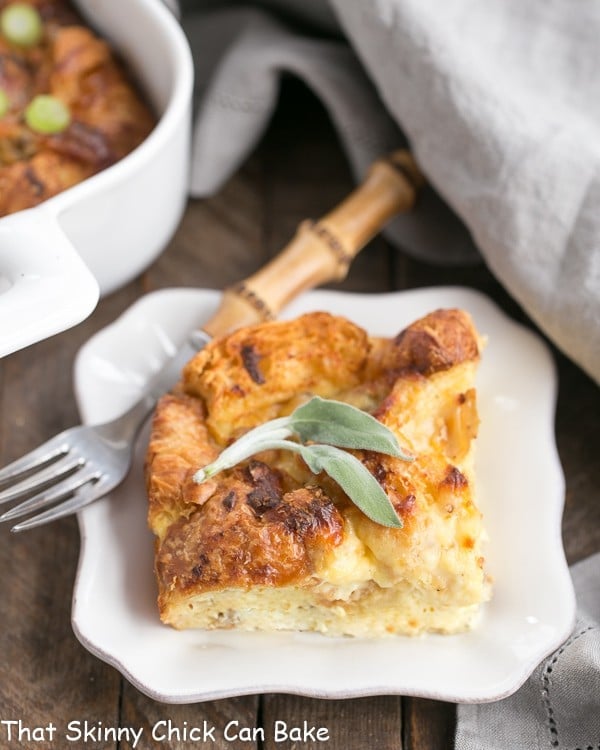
[0,0,193,356]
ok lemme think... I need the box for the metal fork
[0,150,423,531]
[0,332,209,531]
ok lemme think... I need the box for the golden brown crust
[156,461,344,614]
[145,392,219,538]
[367,308,480,382]
[146,309,487,634]
[183,311,370,443]
[0,0,154,216]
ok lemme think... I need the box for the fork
[0,150,423,531]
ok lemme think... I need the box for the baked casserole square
[145,308,490,636]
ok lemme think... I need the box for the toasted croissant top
[145,310,487,637]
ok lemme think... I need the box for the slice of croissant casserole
[145,308,490,637]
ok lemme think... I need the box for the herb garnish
[193,396,413,528]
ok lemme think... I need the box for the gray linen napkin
[180,1,482,267]
[456,552,600,750]
[176,0,600,386]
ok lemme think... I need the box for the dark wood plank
[0,283,141,750]
[262,695,402,750]
[402,698,455,750]
[393,250,529,323]
[555,355,600,564]
[0,515,120,750]
[261,78,392,293]
[119,688,259,750]
[145,155,267,294]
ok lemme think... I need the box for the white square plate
[72,286,575,703]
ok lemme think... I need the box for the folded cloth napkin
[456,552,600,750]
[175,0,600,385]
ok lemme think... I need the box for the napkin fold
[456,552,600,750]
[176,0,600,385]
[181,1,481,268]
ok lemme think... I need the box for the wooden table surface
[1,82,598,750]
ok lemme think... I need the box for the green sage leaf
[193,396,411,527]
[290,396,412,459]
[193,426,292,483]
[298,443,402,528]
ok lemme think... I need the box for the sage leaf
[290,396,412,460]
[299,443,402,528]
[193,396,411,527]
[192,427,292,482]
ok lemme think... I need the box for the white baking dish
[0,0,193,357]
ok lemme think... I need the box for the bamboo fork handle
[202,150,424,338]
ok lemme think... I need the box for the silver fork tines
[0,420,136,532]
[0,436,70,489]
[10,479,111,532]
[0,468,100,522]
[0,453,84,505]
[0,418,134,532]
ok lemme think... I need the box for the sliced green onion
[0,3,43,47]
[25,94,70,134]
[0,89,9,118]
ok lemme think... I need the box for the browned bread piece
[145,309,490,636]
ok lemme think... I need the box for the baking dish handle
[0,205,99,357]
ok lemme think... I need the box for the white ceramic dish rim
[0,0,193,358]
[71,286,576,704]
